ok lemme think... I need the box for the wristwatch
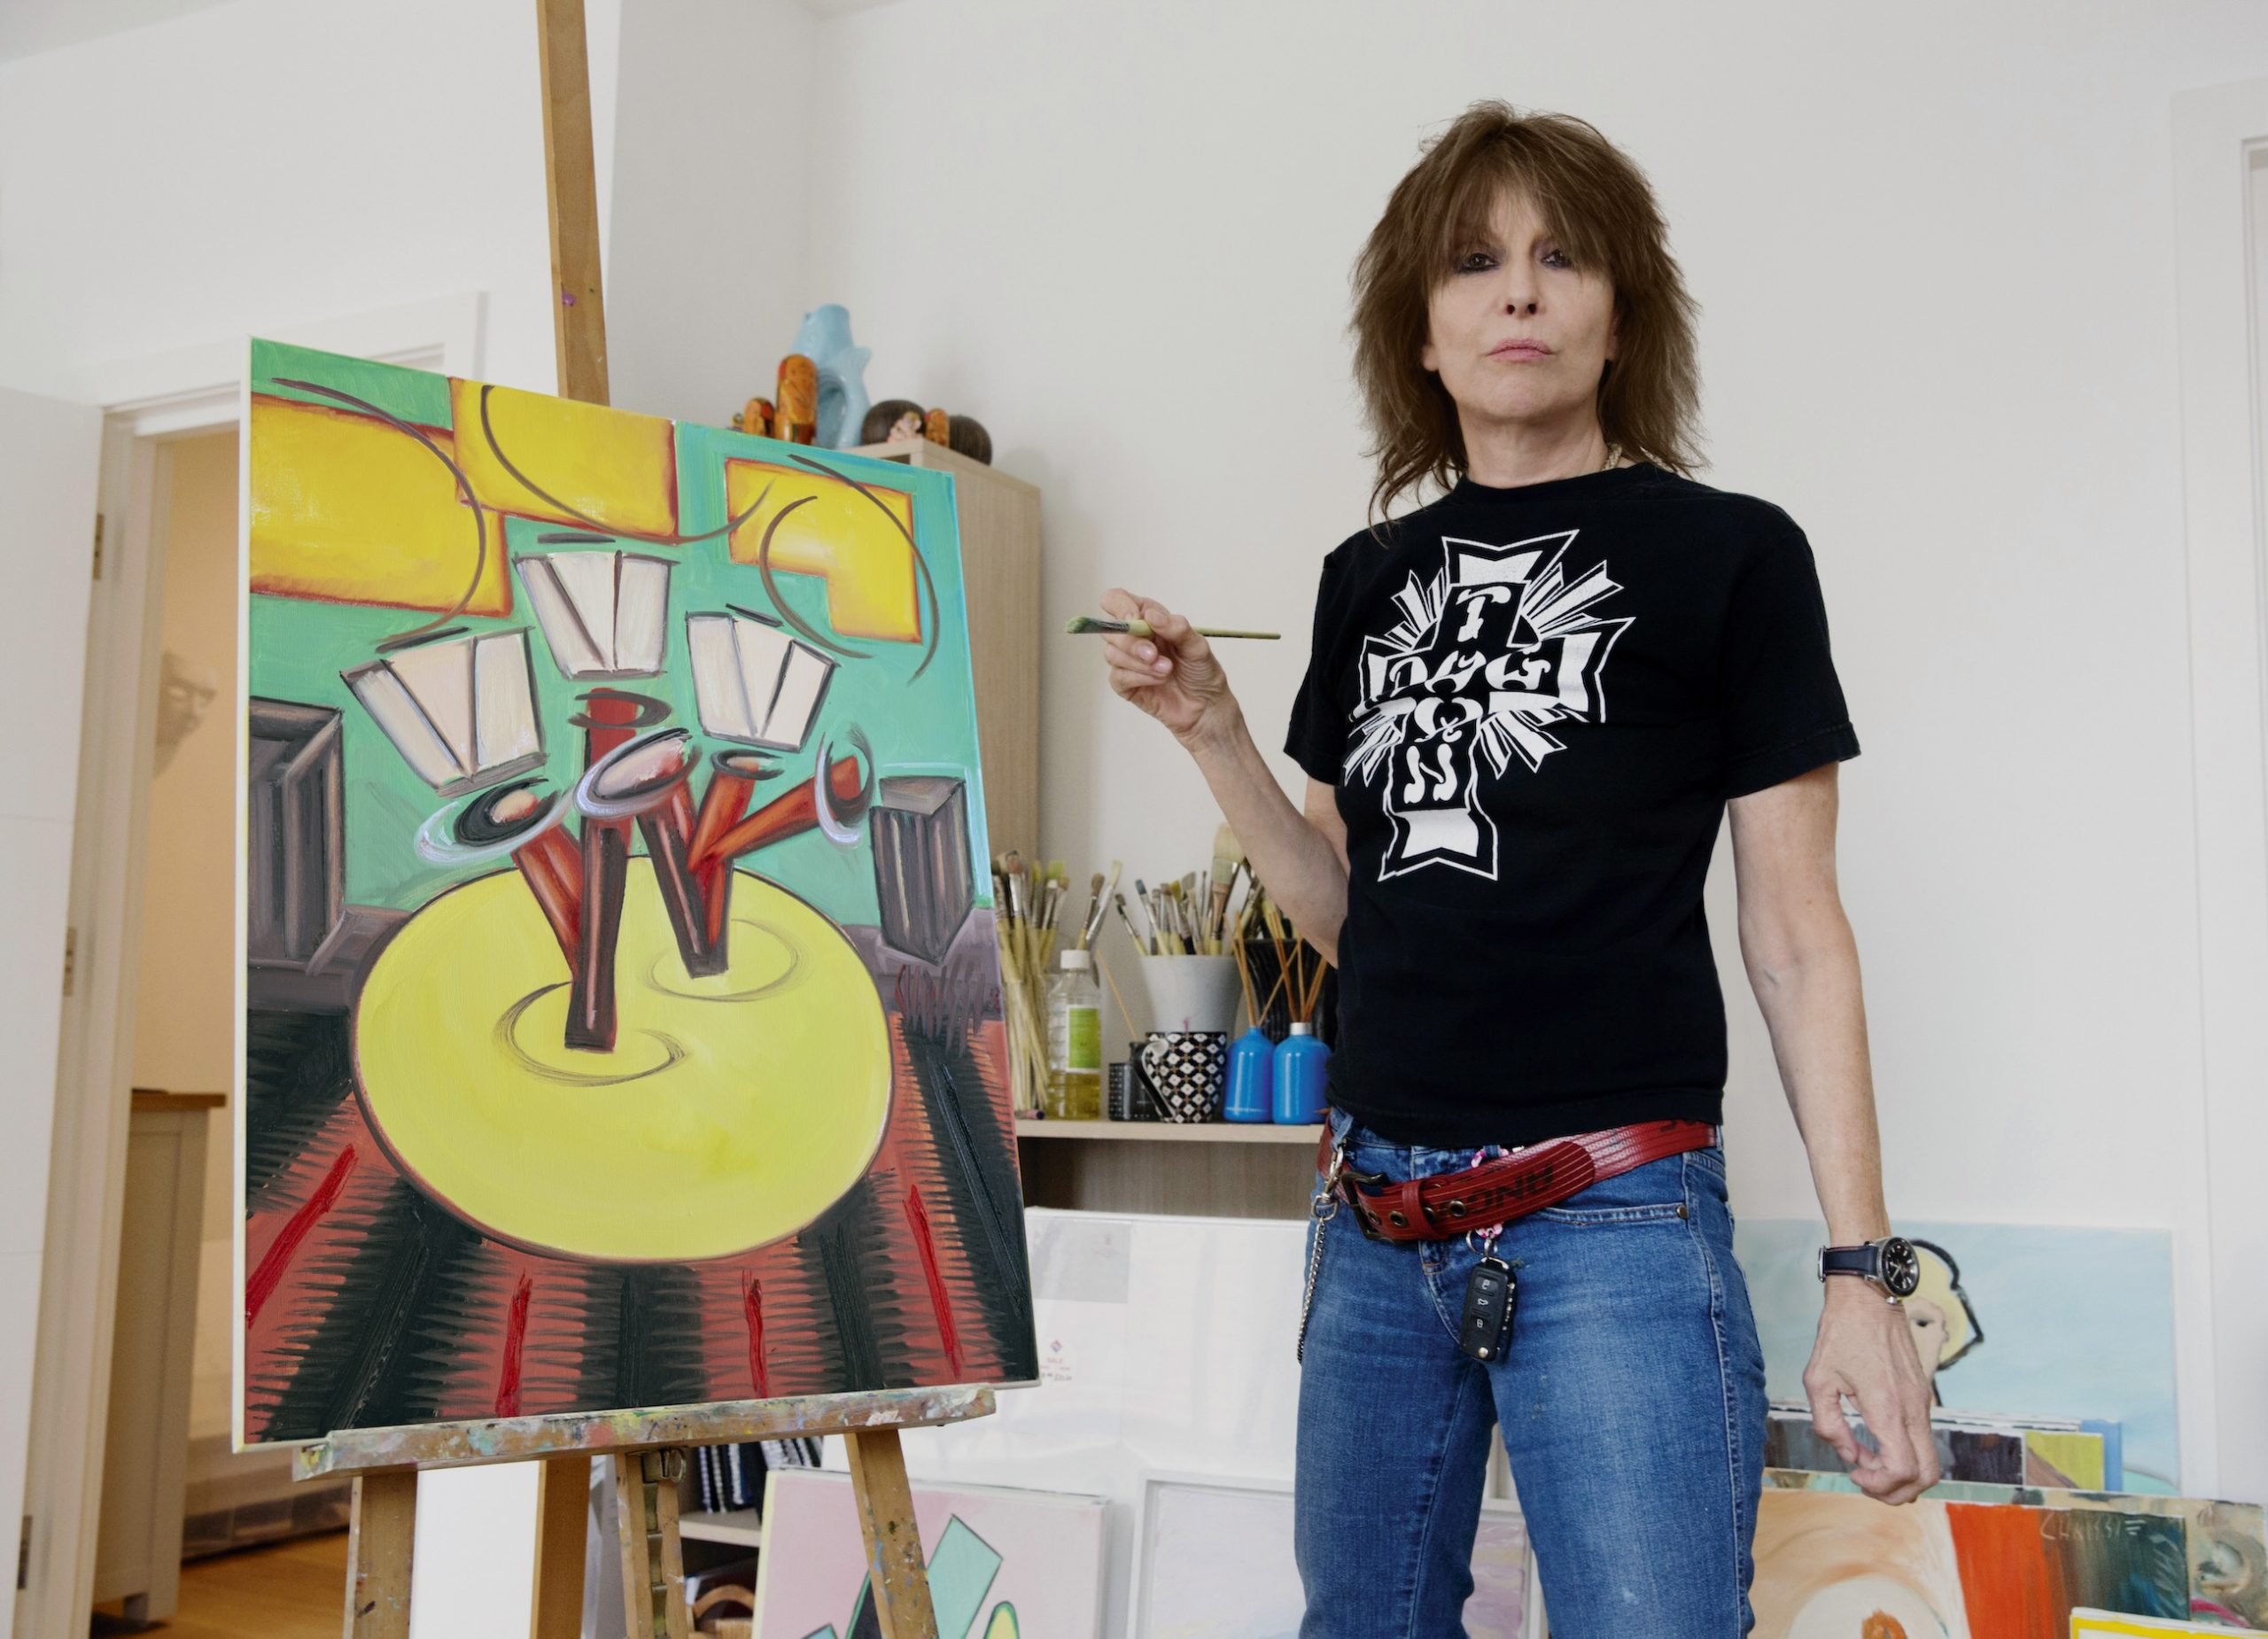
[1816,1235,1921,1300]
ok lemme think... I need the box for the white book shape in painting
[343,629,545,796]
[685,610,838,751]
[516,550,672,679]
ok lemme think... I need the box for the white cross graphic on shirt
[1342,532,1632,882]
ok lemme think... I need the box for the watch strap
[1818,1243,1881,1282]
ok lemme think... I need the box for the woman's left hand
[1800,1281,1941,1504]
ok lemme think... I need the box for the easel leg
[843,1429,940,1639]
[343,1471,416,1639]
[529,1454,589,1639]
[613,1449,691,1639]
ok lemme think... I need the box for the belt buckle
[1341,1167,1391,1240]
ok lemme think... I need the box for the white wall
[605,0,817,425]
[766,0,2268,1497]
[0,0,615,399]
[0,3,624,1628]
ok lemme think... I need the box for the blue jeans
[1293,1107,1768,1638]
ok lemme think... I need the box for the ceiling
[0,0,904,62]
[0,0,236,63]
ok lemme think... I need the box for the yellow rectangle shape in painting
[249,396,509,616]
[449,378,679,538]
[725,458,921,643]
[2071,1611,2268,1635]
[2025,1430,2106,1491]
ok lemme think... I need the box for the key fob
[1458,1255,1518,1363]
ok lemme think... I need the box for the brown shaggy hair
[1351,102,1703,520]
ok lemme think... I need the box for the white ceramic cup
[1136,952,1243,1035]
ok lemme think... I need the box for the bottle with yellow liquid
[1045,949,1103,1121]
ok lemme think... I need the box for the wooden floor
[92,1531,347,1639]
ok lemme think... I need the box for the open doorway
[87,429,347,1635]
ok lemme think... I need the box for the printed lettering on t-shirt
[1342,531,1631,881]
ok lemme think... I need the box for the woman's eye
[1542,247,1573,269]
[1455,250,1497,274]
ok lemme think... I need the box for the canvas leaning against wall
[235,340,1035,1444]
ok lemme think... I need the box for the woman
[1096,104,1937,1636]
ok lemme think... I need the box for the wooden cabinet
[1013,1120,1322,1218]
[850,438,1040,858]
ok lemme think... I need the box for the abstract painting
[1737,1219,2179,1491]
[236,340,1035,1443]
[1128,1474,1530,1639]
[1764,1471,2268,1627]
[1765,1404,2115,1490]
[1753,1488,2198,1639]
[751,1470,1106,1639]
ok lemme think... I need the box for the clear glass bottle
[1045,948,1104,1120]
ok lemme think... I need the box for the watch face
[1880,1236,1922,1298]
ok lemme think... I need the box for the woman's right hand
[1098,588,1239,750]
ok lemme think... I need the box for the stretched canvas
[1129,1475,1529,1639]
[1752,1488,2192,1639]
[1765,1403,2113,1490]
[1736,1219,2178,1491]
[236,340,1035,1442]
[881,1210,1309,1500]
[751,1470,1107,1639]
[1764,1471,2268,1628]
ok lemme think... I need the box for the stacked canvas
[1752,1483,2268,1637]
[1737,1219,2179,1495]
[753,1470,1107,1639]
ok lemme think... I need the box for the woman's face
[1422,187,1618,440]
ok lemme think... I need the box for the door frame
[17,294,483,1637]
[2175,76,2268,1508]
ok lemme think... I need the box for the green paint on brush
[1064,614,1279,640]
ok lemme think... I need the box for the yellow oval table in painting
[353,859,891,1262]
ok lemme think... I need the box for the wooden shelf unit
[850,438,1040,860]
[1014,1118,1320,1145]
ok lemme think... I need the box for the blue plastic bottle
[1223,1027,1275,1123]
[1272,1022,1330,1123]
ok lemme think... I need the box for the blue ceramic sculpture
[789,304,872,451]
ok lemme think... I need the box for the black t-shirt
[1284,461,1859,1147]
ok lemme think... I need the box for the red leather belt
[1319,1119,1718,1244]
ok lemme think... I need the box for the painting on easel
[236,339,1035,1444]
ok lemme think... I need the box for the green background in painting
[246,338,992,927]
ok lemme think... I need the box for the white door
[0,385,103,1631]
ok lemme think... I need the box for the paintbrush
[1112,891,1147,955]
[1076,871,1105,950]
[1064,615,1280,641]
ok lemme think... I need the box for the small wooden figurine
[774,354,819,445]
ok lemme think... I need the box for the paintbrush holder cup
[1141,1030,1228,1123]
[1137,953,1243,1035]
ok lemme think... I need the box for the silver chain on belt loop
[1295,1136,1345,1364]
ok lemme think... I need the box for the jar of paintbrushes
[1116,827,1334,1122]
[993,851,1136,1120]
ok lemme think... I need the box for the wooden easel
[317,4,993,1635]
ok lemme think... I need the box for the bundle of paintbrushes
[992,852,1130,1113]
[1231,879,1332,1033]
[991,851,1063,1114]
[1115,825,1255,957]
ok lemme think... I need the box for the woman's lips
[1490,340,1553,361]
